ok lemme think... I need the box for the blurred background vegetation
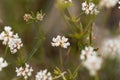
[0,0,120,80]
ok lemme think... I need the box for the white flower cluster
[99,0,118,8]
[82,1,99,15]
[35,69,53,80]
[80,46,103,76]
[23,11,45,22]
[80,46,96,60]
[0,26,23,54]
[51,35,70,48]
[16,63,33,79]
[100,38,120,59]
[0,57,8,71]
[83,55,103,76]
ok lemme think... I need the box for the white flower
[23,14,32,22]
[8,36,23,54]
[82,1,99,15]
[36,11,45,21]
[0,26,13,45]
[83,55,103,76]
[99,0,118,8]
[0,57,8,71]
[16,63,33,79]
[80,46,97,60]
[0,26,23,54]
[80,46,103,76]
[100,38,120,58]
[35,69,53,80]
[51,35,70,48]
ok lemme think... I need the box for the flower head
[8,37,23,53]
[80,46,103,76]
[99,0,118,8]
[36,11,45,21]
[100,38,120,58]
[83,55,103,76]
[0,26,23,54]
[16,63,33,79]
[82,1,99,15]
[23,14,32,22]
[0,26,13,45]
[80,46,96,60]
[0,57,8,71]
[35,69,53,80]
[51,35,70,48]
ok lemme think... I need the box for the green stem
[59,48,63,69]
[64,9,78,31]
[95,73,99,80]
[62,75,67,80]
[89,25,92,45]
[25,22,45,63]
[25,39,41,63]
[73,63,82,76]
[53,72,66,80]
[19,50,24,65]
[64,8,71,18]
[4,45,8,59]
[76,12,84,20]
[83,17,95,35]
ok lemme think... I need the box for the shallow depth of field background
[0,0,120,80]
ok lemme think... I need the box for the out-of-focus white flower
[64,0,72,4]
[23,14,32,22]
[100,38,120,58]
[80,46,97,60]
[82,1,99,15]
[99,0,118,8]
[83,55,103,76]
[0,57,8,71]
[0,26,23,54]
[80,46,103,76]
[118,1,120,9]
[51,35,70,48]
[35,69,53,80]
[16,63,33,79]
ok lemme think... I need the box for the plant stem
[73,63,82,76]
[4,45,8,59]
[89,25,92,45]
[53,72,67,80]
[95,73,99,80]
[25,39,41,63]
[59,48,63,69]
[62,75,67,80]
[76,12,84,20]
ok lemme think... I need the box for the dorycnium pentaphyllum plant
[0,0,120,80]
